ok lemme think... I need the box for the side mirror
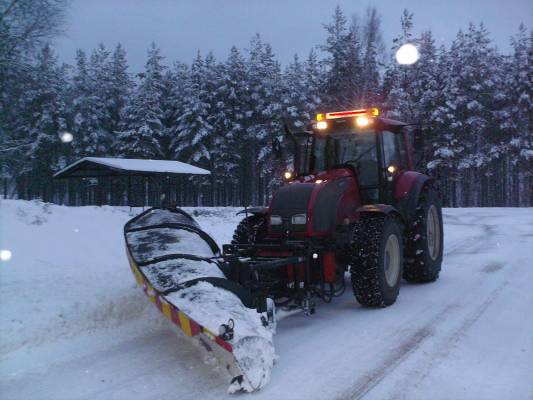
[305,122,315,132]
[272,138,282,159]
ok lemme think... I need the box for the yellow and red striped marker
[126,249,233,353]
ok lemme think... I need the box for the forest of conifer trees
[1,2,531,207]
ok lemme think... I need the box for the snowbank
[0,200,241,354]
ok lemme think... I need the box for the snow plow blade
[124,207,275,393]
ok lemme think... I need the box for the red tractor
[227,107,443,310]
[118,107,444,390]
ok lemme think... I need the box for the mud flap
[124,207,275,392]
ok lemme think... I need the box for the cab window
[382,131,407,169]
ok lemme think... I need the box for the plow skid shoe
[124,207,275,392]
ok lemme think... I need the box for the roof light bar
[326,109,367,119]
[317,107,380,121]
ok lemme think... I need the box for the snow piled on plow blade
[124,207,276,392]
[167,282,275,392]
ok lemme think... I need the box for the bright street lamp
[396,43,419,65]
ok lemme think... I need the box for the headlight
[291,213,307,225]
[316,121,328,130]
[355,116,370,127]
[270,215,282,225]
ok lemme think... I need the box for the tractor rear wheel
[350,214,404,307]
[403,185,443,283]
[231,214,267,245]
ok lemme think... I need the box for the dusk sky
[55,0,533,71]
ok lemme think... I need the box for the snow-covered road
[1,201,532,399]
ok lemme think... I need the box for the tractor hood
[268,180,315,234]
[268,168,360,235]
[269,181,315,213]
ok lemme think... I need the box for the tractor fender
[236,207,268,216]
[356,204,403,222]
[395,174,434,223]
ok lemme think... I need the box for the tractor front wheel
[231,214,267,245]
[350,214,404,307]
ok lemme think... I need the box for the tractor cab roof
[313,108,408,134]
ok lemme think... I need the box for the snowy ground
[0,200,532,400]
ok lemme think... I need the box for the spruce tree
[321,6,354,107]
[360,7,383,106]
[23,45,69,200]
[107,43,132,136]
[304,48,323,117]
[217,46,249,204]
[70,46,110,156]
[173,52,212,165]
[115,42,165,158]
[505,25,533,205]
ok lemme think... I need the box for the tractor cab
[287,108,413,206]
